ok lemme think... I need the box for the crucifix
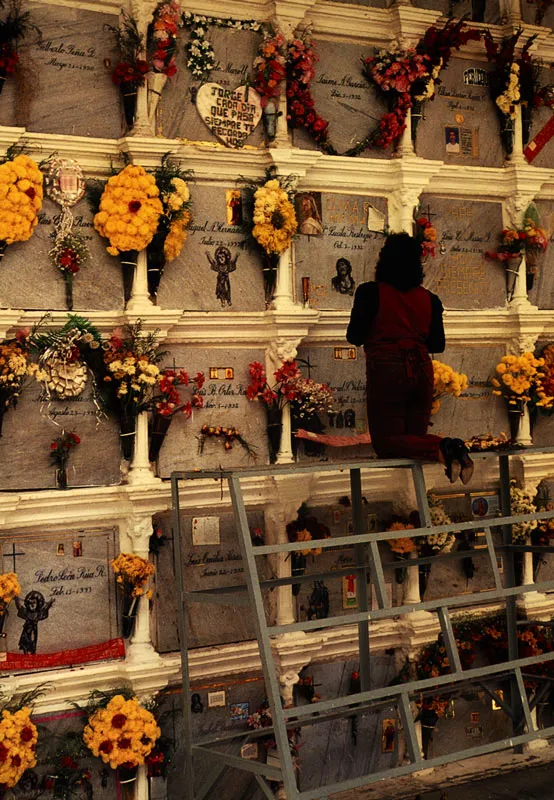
[3,542,25,572]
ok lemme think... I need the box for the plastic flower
[93,165,163,256]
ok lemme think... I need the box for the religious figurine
[331,258,356,296]
[206,247,238,307]
[227,190,243,226]
[191,693,203,713]
[344,408,356,429]
[15,591,54,655]
[297,193,323,236]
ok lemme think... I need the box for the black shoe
[439,437,461,484]
[452,438,474,485]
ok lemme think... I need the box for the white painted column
[403,552,421,605]
[126,516,161,665]
[126,250,154,314]
[396,108,415,157]
[276,404,294,464]
[128,411,156,485]
[273,247,296,312]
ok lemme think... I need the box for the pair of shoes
[439,437,460,484]
[452,438,474,485]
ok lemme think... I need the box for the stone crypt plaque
[153,510,264,651]
[529,200,554,309]
[0,196,124,311]
[0,527,119,669]
[430,344,506,441]
[420,194,505,309]
[294,193,387,310]
[156,346,269,476]
[416,59,503,168]
[0,2,121,138]
[295,344,371,461]
[156,183,265,311]
[158,27,264,145]
[0,380,121,490]
[292,40,391,158]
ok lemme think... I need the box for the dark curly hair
[375,232,424,291]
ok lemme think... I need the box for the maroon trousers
[365,343,442,461]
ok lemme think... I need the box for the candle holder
[302,276,310,307]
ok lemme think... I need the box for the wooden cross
[3,542,25,572]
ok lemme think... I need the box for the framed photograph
[295,192,323,237]
[240,742,259,760]
[208,690,226,708]
[445,125,461,154]
[342,574,358,609]
[470,492,499,520]
[226,189,243,227]
[230,702,249,721]
[381,718,396,753]
[470,712,480,723]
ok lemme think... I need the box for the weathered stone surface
[522,1,554,28]
[153,509,264,651]
[416,59,503,168]
[420,194,505,309]
[156,183,265,311]
[413,0,500,22]
[291,40,391,158]
[158,27,264,146]
[294,193,387,310]
[155,346,269,476]
[430,344,507,441]
[0,3,121,137]
[0,527,118,657]
[0,379,121,490]
[0,196,124,311]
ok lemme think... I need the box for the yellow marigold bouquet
[242,169,298,306]
[0,572,20,606]
[0,707,38,788]
[93,165,163,257]
[386,522,416,554]
[431,360,468,414]
[112,553,155,598]
[491,352,553,409]
[147,155,193,298]
[0,153,43,252]
[83,694,160,770]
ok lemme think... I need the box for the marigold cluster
[386,522,416,554]
[496,62,520,118]
[0,342,34,399]
[111,553,155,597]
[93,165,163,256]
[0,707,37,788]
[83,695,160,770]
[492,352,553,408]
[431,360,468,414]
[0,154,43,245]
[0,572,20,605]
[164,209,191,262]
[252,179,297,255]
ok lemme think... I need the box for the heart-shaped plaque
[196,83,263,148]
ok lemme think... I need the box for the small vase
[55,467,68,490]
[418,563,431,599]
[410,100,424,143]
[291,551,306,596]
[149,412,172,462]
[146,231,167,299]
[147,72,167,126]
[501,116,515,157]
[64,272,73,311]
[262,252,279,307]
[505,256,521,302]
[266,406,283,464]
[522,105,532,147]
[120,414,137,461]
[118,765,138,800]
[508,402,525,441]
[121,593,139,639]
[0,610,7,639]
[120,82,139,129]
[120,250,138,304]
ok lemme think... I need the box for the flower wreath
[287,20,481,156]
[181,11,263,81]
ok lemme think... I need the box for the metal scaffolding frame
[171,447,554,800]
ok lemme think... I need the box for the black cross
[423,205,436,224]
[3,542,25,572]
[298,355,316,379]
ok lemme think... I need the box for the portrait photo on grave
[296,192,323,236]
[226,190,243,227]
[445,126,461,153]
[331,258,356,296]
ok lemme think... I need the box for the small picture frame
[492,689,504,710]
[230,702,249,721]
[57,544,65,557]
[465,724,483,738]
[470,712,480,723]
[73,541,82,558]
[240,742,259,760]
[342,574,358,609]
[207,690,226,708]
[470,492,500,520]
[381,718,396,753]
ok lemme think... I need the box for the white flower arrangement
[182,11,265,81]
[422,495,457,553]
[510,480,537,543]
